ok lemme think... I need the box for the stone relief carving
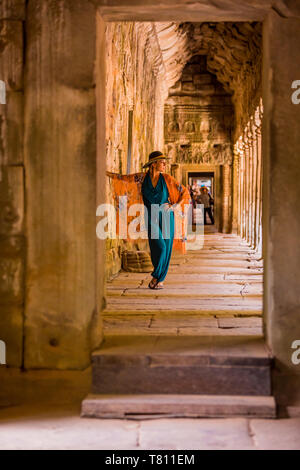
[160,22,261,140]
[162,22,260,168]
[166,141,233,165]
[199,118,210,136]
[168,121,179,133]
[184,121,195,133]
[177,145,191,163]
[166,143,177,162]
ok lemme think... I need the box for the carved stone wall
[164,55,234,169]
[105,22,166,279]
[0,0,25,368]
[178,22,262,140]
[164,53,234,232]
[162,22,262,241]
[0,0,101,405]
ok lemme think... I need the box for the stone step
[168,266,263,274]
[178,255,263,268]
[110,273,263,283]
[105,297,263,314]
[91,336,272,397]
[103,314,263,336]
[104,309,262,316]
[81,394,276,419]
[107,297,262,305]
[106,285,263,297]
[103,314,263,331]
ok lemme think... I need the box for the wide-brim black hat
[143,151,170,169]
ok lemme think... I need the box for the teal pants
[142,172,175,283]
[147,210,174,282]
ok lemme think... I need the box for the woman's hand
[161,203,184,217]
[171,203,185,219]
[161,203,172,212]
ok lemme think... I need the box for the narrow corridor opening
[103,20,263,337]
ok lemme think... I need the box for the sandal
[148,279,164,290]
[148,278,158,289]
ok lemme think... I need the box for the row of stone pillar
[234,99,263,254]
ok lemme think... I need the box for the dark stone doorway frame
[95,3,300,406]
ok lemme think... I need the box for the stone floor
[104,230,263,336]
[0,405,299,450]
[0,231,298,450]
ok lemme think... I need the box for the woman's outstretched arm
[106,171,117,178]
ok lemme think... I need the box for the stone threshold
[81,394,276,419]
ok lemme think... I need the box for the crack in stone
[136,421,141,448]
[148,315,154,329]
[210,246,228,253]
[240,283,249,298]
[271,4,288,18]
[247,419,259,449]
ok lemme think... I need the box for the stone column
[235,142,242,237]
[231,146,239,234]
[243,126,250,243]
[24,0,101,370]
[247,120,254,247]
[254,103,262,254]
[263,11,300,406]
[257,101,263,256]
[95,12,106,347]
[0,0,25,367]
[221,164,231,233]
[250,115,257,249]
[238,136,246,239]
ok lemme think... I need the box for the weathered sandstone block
[24,0,99,369]
[0,256,23,304]
[0,166,24,236]
[0,91,23,165]
[0,304,23,367]
[0,0,25,20]
[0,20,23,91]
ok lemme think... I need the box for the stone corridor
[104,230,263,337]
[1,0,300,450]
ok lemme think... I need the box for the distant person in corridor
[198,187,215,225]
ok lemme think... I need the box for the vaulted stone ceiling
[154,21,262,98]
[153,22,191,91]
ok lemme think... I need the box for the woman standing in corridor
[107,151,191,290]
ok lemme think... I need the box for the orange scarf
[109,172,191,254]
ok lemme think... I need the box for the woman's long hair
[149,162,156,178]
